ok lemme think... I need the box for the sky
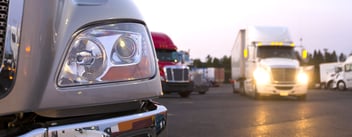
[134,0,352,60]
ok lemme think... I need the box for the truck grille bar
[271,68,297,83]
[165,67,189,82]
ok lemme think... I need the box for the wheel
[179,91,191,98]
[239,82,245,96]
[232,84,238,94]
[321,82,327,89]
[327,81,335,90]
[337,81,346,91]
[254,91,262,100]
[297,95,307,101]
[253,84,262,100]
[198,90,206,95]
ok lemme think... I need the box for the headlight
[58,23,156,87]
[253,67,271,85]
[297,71,308,85]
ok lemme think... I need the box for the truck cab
[231,26,308,100]
[334,56,352,90]
[0,0,167,136]
[151,32,193,97]
[319,62,342,89]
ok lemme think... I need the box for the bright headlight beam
[115,36,137,61]
[297,71,308,84]
[119,39,126,48]
[253,67,271,85]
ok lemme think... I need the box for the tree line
[192,55,231,83]
[303,49,348,66]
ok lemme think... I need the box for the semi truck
[332,56,352,91]
[0,0,167,136]
[319,62,342,89]
[231,26,308,100]
[151,32,193,97]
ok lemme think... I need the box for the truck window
[345,64,352,72]
[156,50,180,62]
[257,46,296,59]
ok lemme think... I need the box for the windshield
[156,50,179,62]
[178,52,191,63]
[257,46,296,59]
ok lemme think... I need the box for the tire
[199,90,206,95]
[253,85,262,100]
[239,82,245,96]
[179,91,191,98]
[232,84,236,94]
[327,81,335,90]
[337,81,346,91]
[321,82,327,89]
[254,91,262,100]
[297,95,307,101]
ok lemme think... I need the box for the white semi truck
[231,26,308,100]
[333,56,352,91]
[319,62,342,89]
[0,0,167,136]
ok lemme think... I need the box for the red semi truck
[151,32,193,97]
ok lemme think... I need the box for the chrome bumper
[20,105,167,137]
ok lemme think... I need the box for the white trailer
[231,26,308,100]
[205,67,225,87]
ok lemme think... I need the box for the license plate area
[279,92,289,96]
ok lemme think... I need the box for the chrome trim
[19,128,47,137]
[0,0,24,98]
[73,0,108,6]
[163,65,190,83]
[20,105,167,137]
[4,0,23,69]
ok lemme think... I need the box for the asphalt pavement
[155,84,352,137]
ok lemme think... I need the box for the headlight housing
[253,67,271,85]
[58,23,156,87]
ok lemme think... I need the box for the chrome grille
[0,0,8,66]
[271,68,297,83]
[165,67,189,82]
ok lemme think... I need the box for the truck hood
[158,61,178,69]
[260,58,299,68]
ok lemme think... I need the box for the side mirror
[335,67,342,73]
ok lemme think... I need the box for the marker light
[58,23,156,86]
[243,48,248,58]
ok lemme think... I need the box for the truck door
[344,63,352,88]
[244,46,257,92]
